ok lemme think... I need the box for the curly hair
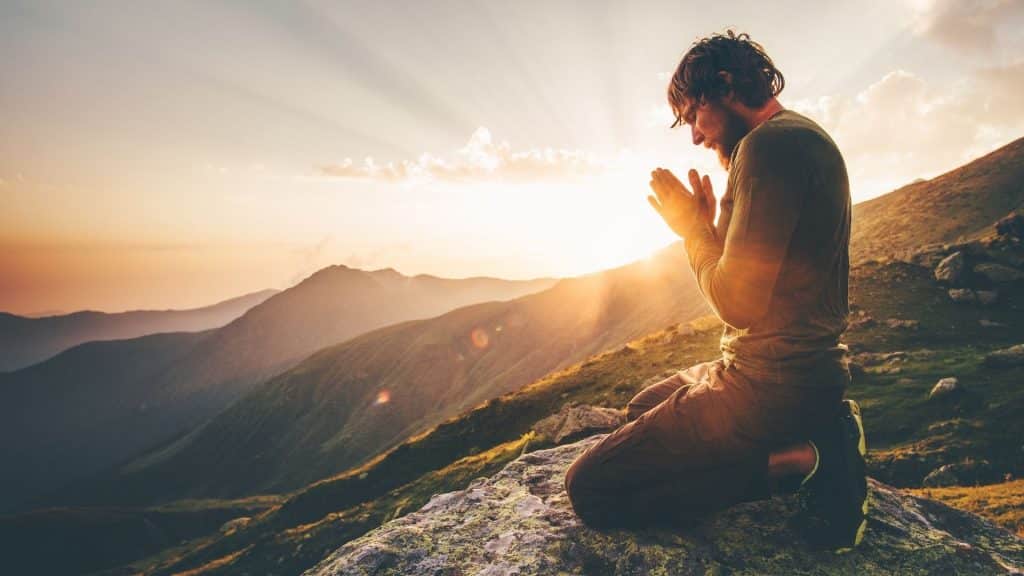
[668,30,785,128]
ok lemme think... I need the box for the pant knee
[564,452,611,528]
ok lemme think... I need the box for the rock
[532,404,624,445]
[974,262,1024,285]
[934,251,968,286]
[220,516,252,534]
[885,319,920,330]
[984,344,1024,368]
[307,435,1024,576]
[909,246,947,269]
[979,319,1008,328]
[929,377,961,399]
[923,459,999,488]
[976,290,999,306]
[995,212,1024,239]
[948,288,977,304]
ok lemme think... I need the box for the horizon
[3,0,1024,315]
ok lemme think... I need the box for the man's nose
[691,126,704,146]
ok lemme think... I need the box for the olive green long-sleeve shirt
[684,110,851,385]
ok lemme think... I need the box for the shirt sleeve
[683,136,806,329]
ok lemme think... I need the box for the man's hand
[647,168,716,238]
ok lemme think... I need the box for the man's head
[667,31,785,169]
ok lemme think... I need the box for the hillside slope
[0,289,277,372]
[134,247,1024,576]
[50,242,709,508]
[850,136,1024,263]
[0,267,555,512]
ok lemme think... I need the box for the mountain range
[0,268,555,511]
[2,136,1023,575]
[42,242,709,507]
[0,289,278,372]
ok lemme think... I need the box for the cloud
[793,64,1024,200]
[910,0,1023,55]
[318,127,606,183]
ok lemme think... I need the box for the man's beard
[717,109,749,170]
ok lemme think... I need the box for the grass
[112,259,1024,574]
[910,479,1024,537]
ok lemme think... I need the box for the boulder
[929,377,961,399]
[885,318,920,330]
[984,344,1024,368]
[979,319,1008,328]
[948,288,977,304]
[995,212,1024,239]
[532,404,624,445]
[976,290,999,306]
[934,251,968,286]
[974,262,1024,286]
[922,459,999,488]
[307,435,1024,576]
[219,516,252,534]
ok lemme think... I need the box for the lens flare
[470,327,489,349]
[374,389,391,405]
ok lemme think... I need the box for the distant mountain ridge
[0,267,556,512]
[46,242,710,507]
[0,289,278,372]
[851,136,1024,262]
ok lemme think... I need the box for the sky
[2,0,1023,315]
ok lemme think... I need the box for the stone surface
[984,344,1024,368]
[930,377,961,399]
[996,212,1024,240]
[976,290,1000,306]
[923,460,999,488]
[934,251,968,286]
[948,288,977,304]
[532,404,624,445]
[307,435,1024,576]
[885,318,920,330]
[974,262,1024,285]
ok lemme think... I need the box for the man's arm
[684,138,805,329]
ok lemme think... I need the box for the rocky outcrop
[934,251,968,286]
[923,459,1000,488]
[307,435,1024,576]
[532,404,624,445]
[929,376,961,399]
[996,212,1024,240]
[985,344,1024,368]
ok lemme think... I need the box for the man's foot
[797,399,868,552]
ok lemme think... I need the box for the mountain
[0,267,556,512]
[851,136,1024,263]
[103,245,1024,575]
[46,243,709,508]
[0,289,278,372]
[94,141,1024,576]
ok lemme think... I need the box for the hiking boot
[797,398,868,552]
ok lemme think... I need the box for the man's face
[678,97,748,170]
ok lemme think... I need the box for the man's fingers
[647,195,663,215]
[653,167,693,199]
[648,178,664,204]
[701,174,715,220]
[688,169,702,199]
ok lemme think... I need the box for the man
[564,30,867,551]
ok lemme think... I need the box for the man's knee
[564,450,607,527]
[624,398,647,422]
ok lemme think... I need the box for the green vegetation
[0,495,280,576]
[911,479,1024,537]
[135,256,1024,575]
